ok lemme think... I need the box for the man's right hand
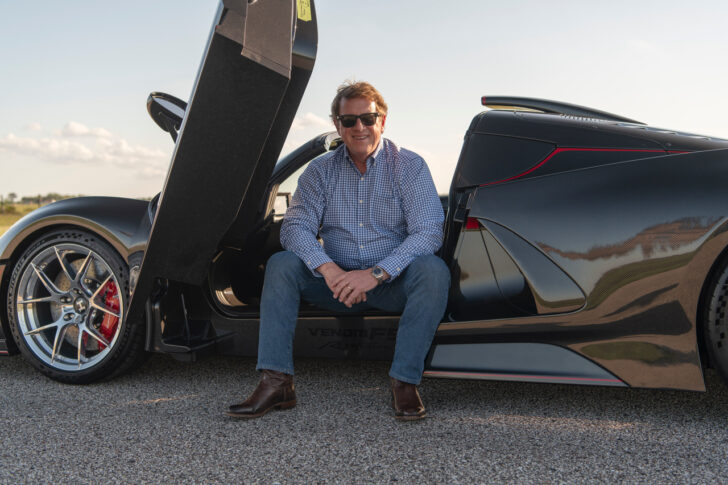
[316,262,346,293]
[316,262,368,308]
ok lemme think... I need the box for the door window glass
[274,161,312,218]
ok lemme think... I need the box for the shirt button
[359,199,363,203]
[360,177,364,181]
[397,267,401,271]
[359,245,364,249]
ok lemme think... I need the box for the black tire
[703,255,728,384]
[6,229,146,384]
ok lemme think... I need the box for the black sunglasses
[336,112,381,128]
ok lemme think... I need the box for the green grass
[0,204,38,236]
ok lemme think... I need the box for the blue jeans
[256,251,450,384]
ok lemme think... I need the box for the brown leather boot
[391,378,426,421]
[226,370,296,419]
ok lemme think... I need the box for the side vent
[482,220,585,314]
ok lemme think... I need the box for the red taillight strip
[423,369,623,383]
[479,147,689,187]
[465,217,480,230]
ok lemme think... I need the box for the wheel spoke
[90,275,112,299]
[30,263,63,295]
[89,301,121,319]
[84,325,111,348]
[54,246,74,283]
[51,324,70,363]
[89,275,121,318]
[24,317,64,336]
[81,278,101,295]
[19,295,55,305]
[81,261,108,296]
[77,325,84,367]
[74,251,95,285]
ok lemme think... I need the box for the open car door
[126,0,318,329]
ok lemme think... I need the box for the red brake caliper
[97,280,120,350]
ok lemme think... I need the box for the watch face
[373,267,384,279]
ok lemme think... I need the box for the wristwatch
[371,266,386,285]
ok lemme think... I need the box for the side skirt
[424,342,627,387]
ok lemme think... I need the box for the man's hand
[317,264,388,308]
[316,262,346,292]
[331,269,380,308]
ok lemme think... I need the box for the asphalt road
[1,354,728,484]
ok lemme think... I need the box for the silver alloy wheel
[14,243,124,371]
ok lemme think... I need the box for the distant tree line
[1,192,153,214]
[0,192,81,214]
[18,193,81,204]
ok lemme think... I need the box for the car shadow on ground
[3,351,727,422]
[94,353,728,425]
[3,349,727,439]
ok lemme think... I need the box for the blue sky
[1,0,726,198]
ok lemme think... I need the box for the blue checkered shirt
[280,138,444,280]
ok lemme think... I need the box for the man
[227,81,449,421]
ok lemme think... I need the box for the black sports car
[3,0,728,391]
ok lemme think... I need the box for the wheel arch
[695,242,728,370]
[1,214,148,355]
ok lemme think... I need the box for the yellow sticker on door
[297,0,312,21]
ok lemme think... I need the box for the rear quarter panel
[444,148,728,390]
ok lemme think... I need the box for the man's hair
[330,81,389,122]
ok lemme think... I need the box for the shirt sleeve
[376,152,444,280]
[280,162,333,275]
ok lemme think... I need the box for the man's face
[335,97,386,164]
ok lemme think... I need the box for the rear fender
[0,197,150,264]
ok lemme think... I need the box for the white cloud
[24,122,42,131]
[0,123,169,179]
[291,112,331,131]
[61,121,112,138]
[95,138,168,177]
[282,112,335,155]
[0,133,95,163]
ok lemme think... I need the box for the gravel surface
[1,353,728,484]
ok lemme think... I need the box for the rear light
[465,217,480,230]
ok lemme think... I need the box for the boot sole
[394,412,427,421]
[391,398,426,421]
[225,400,296,419]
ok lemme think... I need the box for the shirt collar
[343,138,386,168]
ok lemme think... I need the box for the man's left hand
[332,269,379,308]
